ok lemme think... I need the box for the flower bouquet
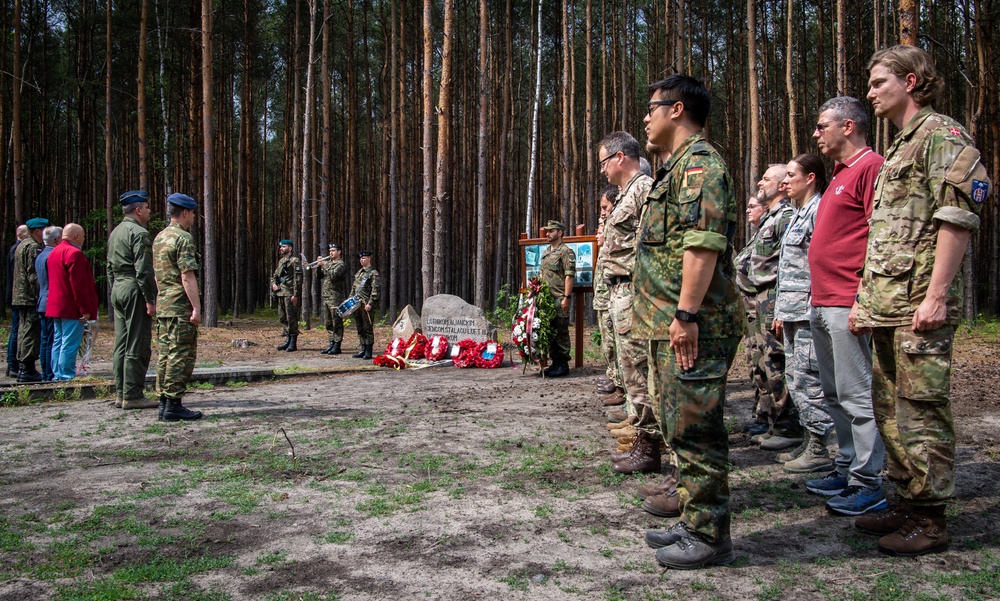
[511,277,556,369]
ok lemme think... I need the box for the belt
[606,276,631,286]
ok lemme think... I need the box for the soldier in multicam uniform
[318,243,348,355]
[594,188,625,413]
[747,164,804,450]
[108,191,158,409]
[597,131,664,479]
[11,217,49,382]
[350,250,381,360]
[152,193,203,422]
[853,45,992,556]
[735,197,768,435]
[635,75,743,569]
[271,239,303,352]
[772,154,836,473]
[538,221,575,377]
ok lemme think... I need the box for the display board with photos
[519,235,598,292]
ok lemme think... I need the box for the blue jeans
[39,315,55,380]
[52,319,85,381]
[6,308,19,373]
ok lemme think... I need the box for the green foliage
[491,284,521,341]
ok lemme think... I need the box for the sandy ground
[1,318,999,600]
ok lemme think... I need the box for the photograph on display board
[520,240,596,289]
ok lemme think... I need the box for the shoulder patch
[972,180,990,204]
[683,166,704,188]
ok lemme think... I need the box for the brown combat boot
[642,489,681,517]
[612,431,660,474]
[596,379,617,394]
[123,397,159,410]
[609,424,637,439]
[602,389,626,405]
[606,408,628,423]
[636,469,679,500]
[855,500,911,535]
[615,434,636,453]
[606,415,637,430]
[877,507,949,557]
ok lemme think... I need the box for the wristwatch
[674,309,699,323]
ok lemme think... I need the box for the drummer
[318,243,348,355]
[350,250,381,360]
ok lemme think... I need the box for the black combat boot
[162,397,203,422]
[320,342,334,354]
[285,336,297,352]
[329,341,341,355]
[352,346,367,358]
[17,361,43,383]
[363,344,373,360]
[276,336,291,351]
[157,395,167,421]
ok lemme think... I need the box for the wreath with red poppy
[426,335,450,361]
[405,333,428,360]
[471,340,504,368]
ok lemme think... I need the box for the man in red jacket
[46,224,98,381]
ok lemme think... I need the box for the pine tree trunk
[475,0,489,308]
[202,0,217,326]
[433,0,454,296]
[421,0,435,298]
[747,0,760,186]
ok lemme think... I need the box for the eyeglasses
[647,99,679,116]
[599,152,620,170]
[814,120,843,133]
[746,203,763,210]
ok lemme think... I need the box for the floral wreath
[405,333,428,360]
[451,339,480,368]
[426,335,450,361]
[511,277,556,365]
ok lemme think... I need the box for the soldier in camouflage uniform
[747,164,803,448]
[12,217,48,382]
[735,198,768,434]
[539,220,575,377]
[271,239,303,352]
[318,243,348,355]
[635,75,744,569]
[108,191,158,409]
[152,193,203,422]
[594,189,625,405]
[853,45,992,556]
[597,131,661,476]
[349,250,381,360]
[773,154,835,473]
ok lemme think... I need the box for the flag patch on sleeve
[684,166,704,188]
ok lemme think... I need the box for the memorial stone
[421,294,495,342]
[392,304,422,340]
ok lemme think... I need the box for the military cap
[166,192,197,210]
[279,239,294,247]
[542,220,566,231]
[119,190,149,206]
[26,217,50,230]
[358,250,373,257]
[329,243,342,250]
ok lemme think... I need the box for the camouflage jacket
[107,216,157,303]
[320,259,348,302]
[632,133,743,340]
[775,192,821,322]
[734,234,757,317]
[540,242,576,301]
[602,172,652,279]
[350,266,381,304]
[857,106,991,326]
[272,255,303,297]
[12,238,42,306]
[593,223,610,311]
[153,222,200,318]
[747,199,794,290]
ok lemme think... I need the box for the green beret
[279,239,293,247]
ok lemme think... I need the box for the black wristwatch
[674,309,699,323]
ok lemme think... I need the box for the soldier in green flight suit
[107,191,158,410]
[318,243,348,355]
[271,239,303,352]
[12,217,49,382]
[350,250,381,360]
[152,193,203,422]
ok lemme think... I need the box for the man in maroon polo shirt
[805,96,888,517]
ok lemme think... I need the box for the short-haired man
[597,131,660,476]
[108,190,158,409]
[12,217,50,382]
[735,197,769,435]
[634,75,743,569]
[318,243,349,355]
[6,224,29,378]
[46,224,98,381]
[35,225,62,381]
[538,221,575,377]
[805,96,888,516]
[272,239,303,351]
[855,45,991,556]
[350,250,381,360]
[153,193,204,421]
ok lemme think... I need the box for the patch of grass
[111,555,235,583]
[91,384,111,400]
[225,380,248,388]
[53,578,141,601]
[52,388,68,402]
[0,387,34,407]
[498,570,530,592]
[196,360,224,368]
[263,591,340,601]
[49,410,69,420]
[690,577,716,592]
[255,550,288,566]
[189,381,215,390]
[211,482,265,513]
[324,531,354,544]
[533,504,554,518]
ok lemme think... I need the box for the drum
[336,295,363,318]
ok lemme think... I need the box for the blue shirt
[35,245,54,313]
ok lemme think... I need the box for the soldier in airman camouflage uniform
[12,218,48,382]
[349,250,381,360]
[271,239,303,352]
[152,193,203,422]
[635,75,743,570]
[108,191,158,409]
[854,45,992,557]
[594,189,624,404]
[539,220,575,377]
[318,243,348,355]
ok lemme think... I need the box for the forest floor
[1,314,999,601]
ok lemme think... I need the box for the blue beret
[358,250,373,257]
[279,239,294,247]
[25,217,50,230]
[166,193,197,210]
[119,190,149,206]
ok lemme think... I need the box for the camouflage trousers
[743,317,768,419]
[782,321,834,437]
[610,282,656,436]
[650,337,739,543]
[550,302,571,365]
[354,308,374,345]
[321,295,345,342]
[156,316,198,400]
[871,325,955,507]
[277,296,300,336]
[596,309,622,389]
[752,289,798,434]
[14,306,39,363]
